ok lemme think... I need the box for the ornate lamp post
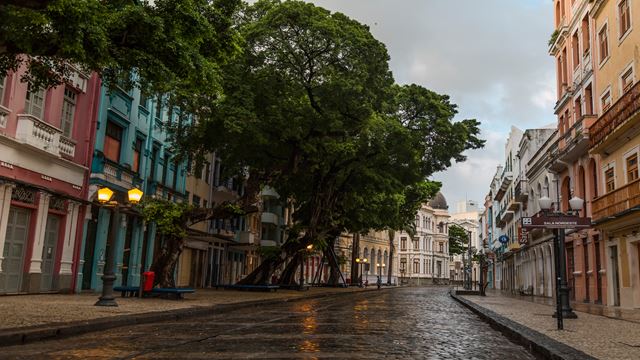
[95,187,143,307]
[355,257,368,287]
[528,194,589,329]
[299,244,313,291]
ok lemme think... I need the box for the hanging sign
[498,235,509,244]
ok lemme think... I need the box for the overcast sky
[290,0,556,212]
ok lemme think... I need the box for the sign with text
[518,223,529,245]
[521,216,591,229]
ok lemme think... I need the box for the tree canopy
[0,0,240,94]
[170,0,484,284]
[448,224,470,256]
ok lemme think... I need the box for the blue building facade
[76,86,187,292]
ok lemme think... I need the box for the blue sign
[498,235,509,244]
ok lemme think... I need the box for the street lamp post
[95,187,143,307]
[536,195,583,328]
[355,257,368,287]
[299,244,314,291]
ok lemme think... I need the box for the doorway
[611,245,620,306]
[595,237,602,304]
[41,214,61,291]
[1,207,31,293]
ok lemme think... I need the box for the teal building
[76,86,187,292]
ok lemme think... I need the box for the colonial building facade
[589,0,640,308]
[396,193,450,286]
[0,65,100,294]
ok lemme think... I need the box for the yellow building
[589,0,640,308]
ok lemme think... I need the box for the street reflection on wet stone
[1,287,535,359]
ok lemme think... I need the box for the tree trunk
[350,233,359,285]
[387,230,395,285]
[150,235,186,288]
[279,253,302,285]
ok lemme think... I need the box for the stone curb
[449,291,597,360]
[0,286,392,347]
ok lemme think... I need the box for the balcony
[261,211,279,225]
[496,209,514,228]
[592,179,640,223]
[15,114,76,159]
[211,186,238,204]
[514,177,528,203]
[590,81,640,155]
[260,240,277,247]
[558,114,597,162]
[507,197,520,211]
[236,231,256,245]
[495,169,513,202]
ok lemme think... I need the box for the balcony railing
[15,114,76,159]
[514,177,528,202]
[590,81,640,150]
[592,179,640,222]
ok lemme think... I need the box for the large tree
[448,224,470,256]
[172,0,484,286]
[0,0,240,94]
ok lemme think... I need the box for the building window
[605,168,615,192]
[627,154,638,182]
[400,258,407,271]
[149,146,159,182]
[400,236,407,251]
[582,16,590,54]
[572,32,580,70]
[203,199,208,209]
[139,92,148,109]
[621,66,634,93]
[599,24,609,64]
[205,162,211,184]
[601,89,612,112]
[413,260,419,274]
[0,76,5,104]
[60,88,76,137]
[133,138,143,173]
[619,0,631,38]
[413,237,419,250]
[104,121,123,163]
[25,87,45,119]
[155,97,162,119]
[439,243,444,253]
[193,194,201,207]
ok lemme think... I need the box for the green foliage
[0,0,240,93]
[141,198,193,239]
[448,224,469,256]
[171,0,484,251]
[548,29,559,47]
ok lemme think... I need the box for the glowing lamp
[128,188,144,204]
[97,187,114,203]
[306,244,314,251]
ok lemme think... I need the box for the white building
[396,192,450,285]
[449,212,481,285]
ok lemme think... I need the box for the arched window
[544,177,550,197]
[578,166,586,216]
[363,248,369,262]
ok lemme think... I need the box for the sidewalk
[456,290,640,360]
[0,286,382,346]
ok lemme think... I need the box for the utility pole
[350,233,360,286]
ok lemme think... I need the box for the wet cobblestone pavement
[1,287,534,359]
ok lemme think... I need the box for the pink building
[0,64,100,293]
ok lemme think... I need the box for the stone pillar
[26,191,51,292]
[113,212,126,286]
[58,201,81,291]
[75,206,93,293]
[91,207,111,291]
[0,184,15,272]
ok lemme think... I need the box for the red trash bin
[142,271,155,292]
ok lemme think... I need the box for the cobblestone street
[0,287,534,359]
